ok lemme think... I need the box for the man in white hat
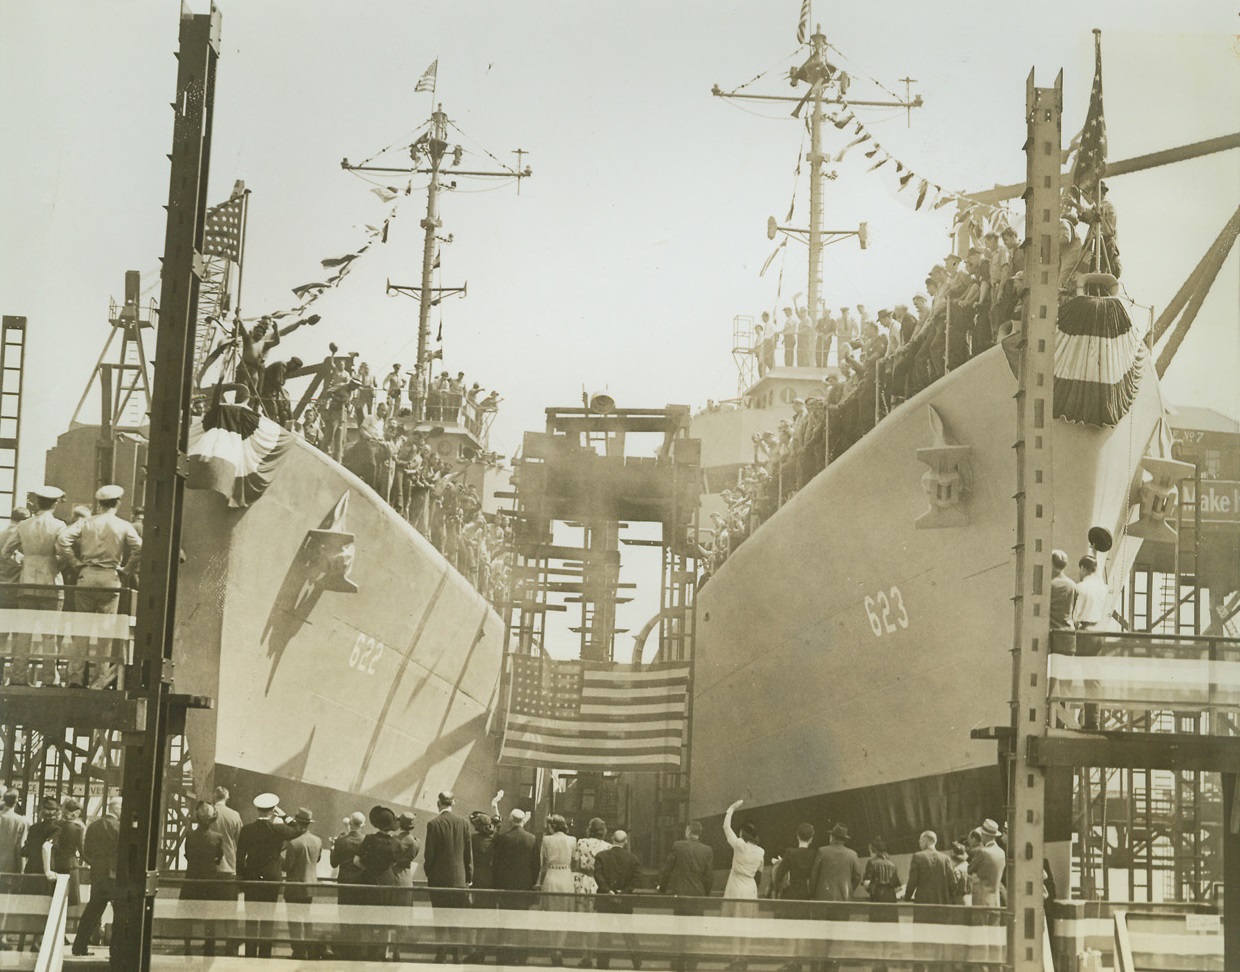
[2,486,65,685]
[968,818,1006,907]
[56,485,142,615]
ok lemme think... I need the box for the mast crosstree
[713,24,920,318]
[342,97,531,421]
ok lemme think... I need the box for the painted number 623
[864,587,909,637]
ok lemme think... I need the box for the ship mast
[805,30,828,319]
[413,106,450,422]
[714,24,919,326]
[341,97,532,421]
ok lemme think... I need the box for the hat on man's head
[914,292,930,302]
[40,796,60,812]
[32,485,64,501]
[397,812,416,829]
[253,792,280,811]
[878,308,892,318]
[830,822,850,840]
[294,807,314,825]
[95,485,124,502]
[509,808,527,824]
[979,818,1001,838]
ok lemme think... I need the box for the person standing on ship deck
[780,308,797,367]
[383,363,404,414]
[795,306,816,367]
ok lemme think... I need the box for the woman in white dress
[722,799,766,970]
[537,814,576,966]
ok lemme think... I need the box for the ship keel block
[174,435,504,819]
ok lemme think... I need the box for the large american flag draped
[1072,30,1107,197]
[202,193,244,260]
[499,654,690,772]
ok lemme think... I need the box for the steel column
[110,6,219,969]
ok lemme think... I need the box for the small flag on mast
[202,193,243,260]
[415,59,438,94]
[1072,30,1107,197]
[796,0,812,44]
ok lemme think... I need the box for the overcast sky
[2,1,1236,495]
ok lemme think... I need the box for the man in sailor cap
[236,792,299,958]
[56,485,142,616]
[2,486,65,685]
[54,486,141,686]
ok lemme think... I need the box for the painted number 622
[349,632,385,675]
[864,587,909,637]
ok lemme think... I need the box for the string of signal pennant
[822,100,1014,231]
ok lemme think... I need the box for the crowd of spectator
[197,326,512,610]
[3,774,1035,963]
[704,226,1036,578]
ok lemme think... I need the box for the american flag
[415,59,438,94]
[1072,30,1107,197]
[499,654,690,772]
[796,0,811,44]
[202,193,243,260]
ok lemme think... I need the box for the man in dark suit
[809,823,862,901]
[903,830,956,903]
[235,792,300,958]
[71,796,120,956]
[491,809,538,964]
[595,830,643,970]
[658,821,713,972]
[423,791,473,963]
